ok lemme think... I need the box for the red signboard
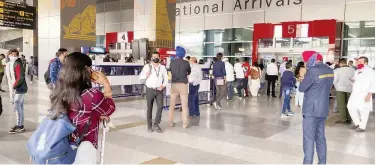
[282,22,297,38]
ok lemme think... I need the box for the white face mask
[9,56,18,61]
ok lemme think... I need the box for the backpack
[140,64,152,85]
[26,114,90,164]
[44,59,57,84]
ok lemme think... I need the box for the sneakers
[153,124,163,133]
[213,102,219,109]
[287,112,295,116]
[0,89,5,92]
[281,113,289,117]
[9,125,25,134]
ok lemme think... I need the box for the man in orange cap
[299,51,334,164]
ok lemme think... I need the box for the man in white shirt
[234,58,245,98]
[223,58,235,100]
[334,59,355,124]
[266,59,278,97]
[347,57,375,132]
[139,52,168,133]
[188,57,203,117]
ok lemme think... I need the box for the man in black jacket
[168,46,191,128]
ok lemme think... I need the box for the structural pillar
[134,0,176,54]
[37,0,96,82]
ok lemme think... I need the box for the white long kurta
[347,66,375,111]
[347,66,375,129]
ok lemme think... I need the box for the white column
[37,0,60,83]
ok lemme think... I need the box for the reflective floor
[0,83,374,164]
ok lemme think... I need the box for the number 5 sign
[117,32,128,43]
[282,22,297,38]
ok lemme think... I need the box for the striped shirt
[68,88,116,148]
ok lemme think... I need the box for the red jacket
[242,62,251,77]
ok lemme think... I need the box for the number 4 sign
[117,32,128,43]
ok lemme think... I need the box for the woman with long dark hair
[50,52,115,149]
[294,61,306,107]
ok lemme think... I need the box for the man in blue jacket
[299,51,334,164]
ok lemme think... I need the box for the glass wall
[177,27,253,58]
[342,21,375,66]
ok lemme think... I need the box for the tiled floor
[0,83,374,164]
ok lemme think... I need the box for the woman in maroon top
[49,52,115,148]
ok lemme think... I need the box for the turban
[175,46,186,58]
[302,51,323,69]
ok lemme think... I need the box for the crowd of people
[0,46,372,164]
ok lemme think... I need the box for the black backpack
[44,59,56,84]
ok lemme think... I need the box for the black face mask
[153,58,160,63]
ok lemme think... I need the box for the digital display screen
[89,47,106,54]
[0,0,36,29]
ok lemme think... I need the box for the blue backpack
[26,114,90,164]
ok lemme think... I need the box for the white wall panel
[48,0,60,17]
[233,11,264,28]
[105,24,121,33]
[303,0,345,6]
[38,17,49,38]
[105,11,121,24]
[37,0,48,18]
[133,14,146,31]
[175,17,181,32]
[96,13,105,24]
[48,16,61,39]
[179,16,205,31]
[265,7,301,23]
[121,9,134,22]
[345,1,375,21]
[121,22,134,31]
[345,0,374,2]
[302,4,345,21]
[96,24,105,35]
[204,14,233,29]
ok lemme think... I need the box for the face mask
[357,64,365,69]
[9,56,18,61]
[153,58,160,63]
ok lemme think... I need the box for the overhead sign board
[0,0,36,29]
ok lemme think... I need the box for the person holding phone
[49,52,115,148]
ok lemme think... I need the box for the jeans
[14,94,25,126]
[188,84,200,116]
[236,78,245,97]
[146,88,163,128]
[226,81,234,100]
[282,88,292,114]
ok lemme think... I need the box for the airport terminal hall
[0,0,375,164]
